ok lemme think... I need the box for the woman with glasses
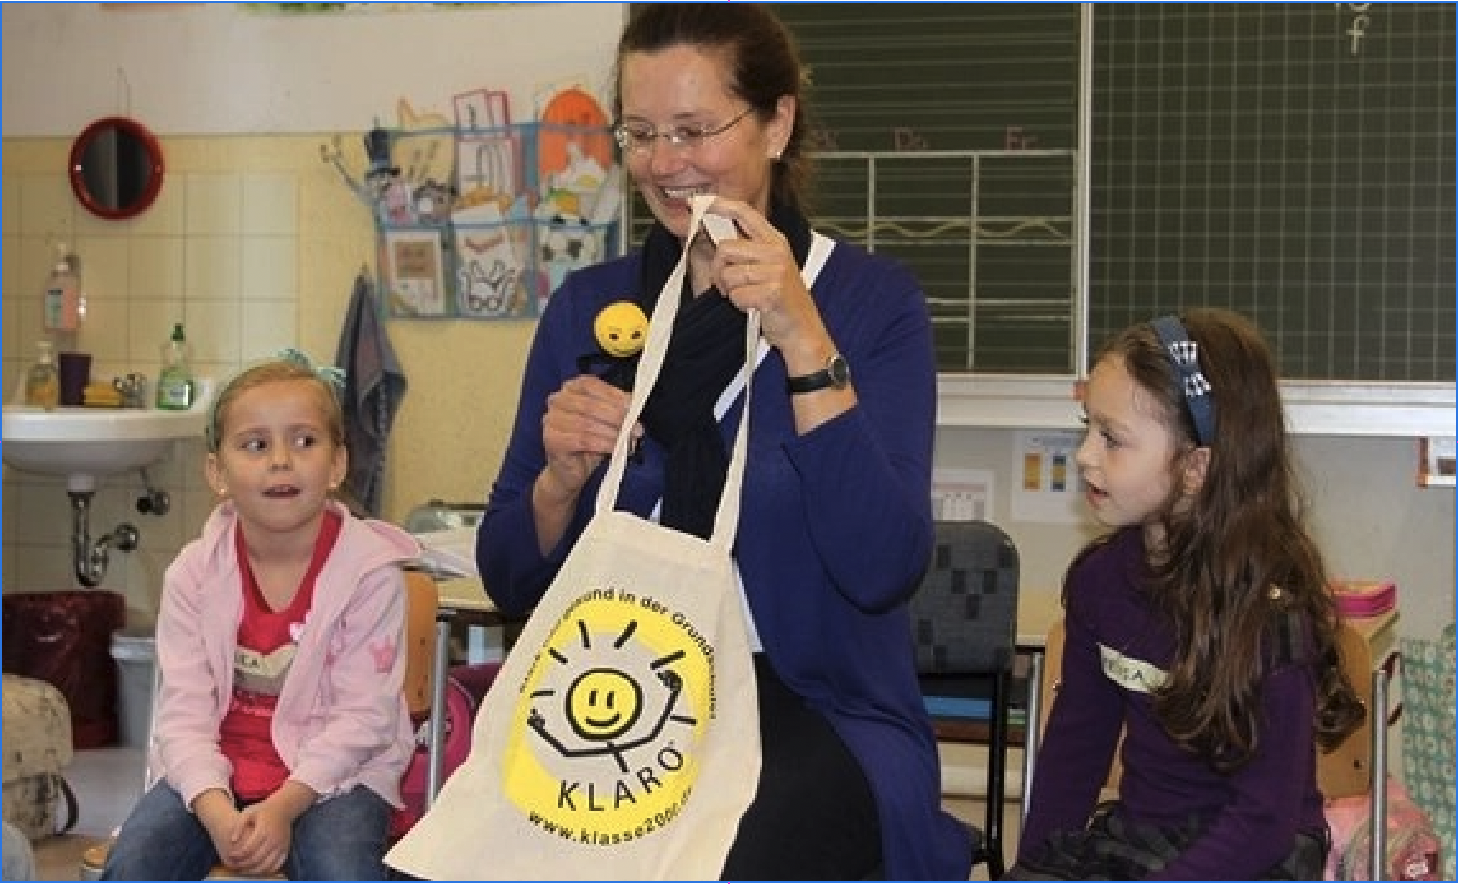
[477,4,970,879]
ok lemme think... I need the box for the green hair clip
[277,347,346,393]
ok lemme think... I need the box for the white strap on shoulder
[713,232,837,419]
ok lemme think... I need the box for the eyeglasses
[613,107,755,156]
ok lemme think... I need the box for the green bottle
[155,322,195,410]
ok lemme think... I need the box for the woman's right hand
[533,375,640,553]
[540,374,638,501]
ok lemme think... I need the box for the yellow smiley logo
[593,301,648,358]
[565,668,642,741]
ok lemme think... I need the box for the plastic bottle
[24,340,60,410]
[42,245,84,352]
[155,323,195,411]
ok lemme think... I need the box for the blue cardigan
[478,239,971,880]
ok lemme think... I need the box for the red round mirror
[68,116,165,220]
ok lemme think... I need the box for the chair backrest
[402,570,439,718]
[908,520,1020,677]
[1318,620,1376,800]
[909,520,1019,879]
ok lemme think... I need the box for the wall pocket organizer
[366,122,622,320]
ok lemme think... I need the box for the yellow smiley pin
[593,301,648,358]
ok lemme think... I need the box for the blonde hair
[206,358,345,454]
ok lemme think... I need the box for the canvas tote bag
[389,199,832,880]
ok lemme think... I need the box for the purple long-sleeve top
[475,239,971,880]
[1019,527,1328,879]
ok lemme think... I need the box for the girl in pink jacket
[103,354,419,880]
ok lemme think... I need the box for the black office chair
[908,520,1020,880]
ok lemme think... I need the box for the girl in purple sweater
[1013,309,1363,880]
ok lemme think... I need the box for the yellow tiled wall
[2,134,535,625]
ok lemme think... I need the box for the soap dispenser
[155,322,195,410]
[42,245,84,353]
[23,339,60,410]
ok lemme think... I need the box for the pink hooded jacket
[148,499,421,810]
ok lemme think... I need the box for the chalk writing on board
[894,128,931,151]
[1005,127,1040,151]
[1342,3,1373,56]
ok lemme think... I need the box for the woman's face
[619,45,791,239]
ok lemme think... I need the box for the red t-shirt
[218,510,342,802]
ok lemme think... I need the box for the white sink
[3,383,211,491]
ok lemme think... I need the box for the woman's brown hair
[1100,307,1364,771]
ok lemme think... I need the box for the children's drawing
[456,130,521,217]
[455,226,531,318]
[382,230,447,317]
[537,87,612,216]
[454,88,510,133]
[538,211,604,311]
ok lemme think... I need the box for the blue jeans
[101,781,391,881]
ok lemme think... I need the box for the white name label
[1099,643,1168,693]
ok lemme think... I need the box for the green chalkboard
[625,4,1454,382]
[1090,3,1454,382]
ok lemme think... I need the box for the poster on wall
[1010,430,1087,525]
[381,230,448,317]
[931,468,994,522]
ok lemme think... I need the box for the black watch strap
[787,353,850,394]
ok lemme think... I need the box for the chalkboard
[769,4,1084,374]
[625,4,1453,382]
[1090,3,1455,382]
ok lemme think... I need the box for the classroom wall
[2,2,624,623]
[3,5,1452,656]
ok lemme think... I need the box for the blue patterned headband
[1150,316,1215,446]
[207,349,347,451]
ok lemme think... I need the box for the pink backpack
[1324,778,1443,880]
[391,662,501,839]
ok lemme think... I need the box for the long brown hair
[1098,308,1363,770]
[612,3,815,215]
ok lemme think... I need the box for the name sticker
[1099,643,1168,693]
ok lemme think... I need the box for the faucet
[115,373,149,409]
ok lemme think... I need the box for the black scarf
[634,199,813,539]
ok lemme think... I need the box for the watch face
[829,354,850,387]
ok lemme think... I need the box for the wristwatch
[787,352,851,395]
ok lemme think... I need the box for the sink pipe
[135,466,170,516]
[68,490,140,587]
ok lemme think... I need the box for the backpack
[390,662,501,839]
[1324,777,1443,880]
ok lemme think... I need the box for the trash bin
[2,590,125,749]
[110,629,156,749]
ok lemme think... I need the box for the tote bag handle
[597,197,758,557]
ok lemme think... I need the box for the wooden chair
[80,570,439,880]
[909,520,1020,880]
[1026,617,1395,877]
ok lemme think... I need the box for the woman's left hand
[703,197,833,369]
